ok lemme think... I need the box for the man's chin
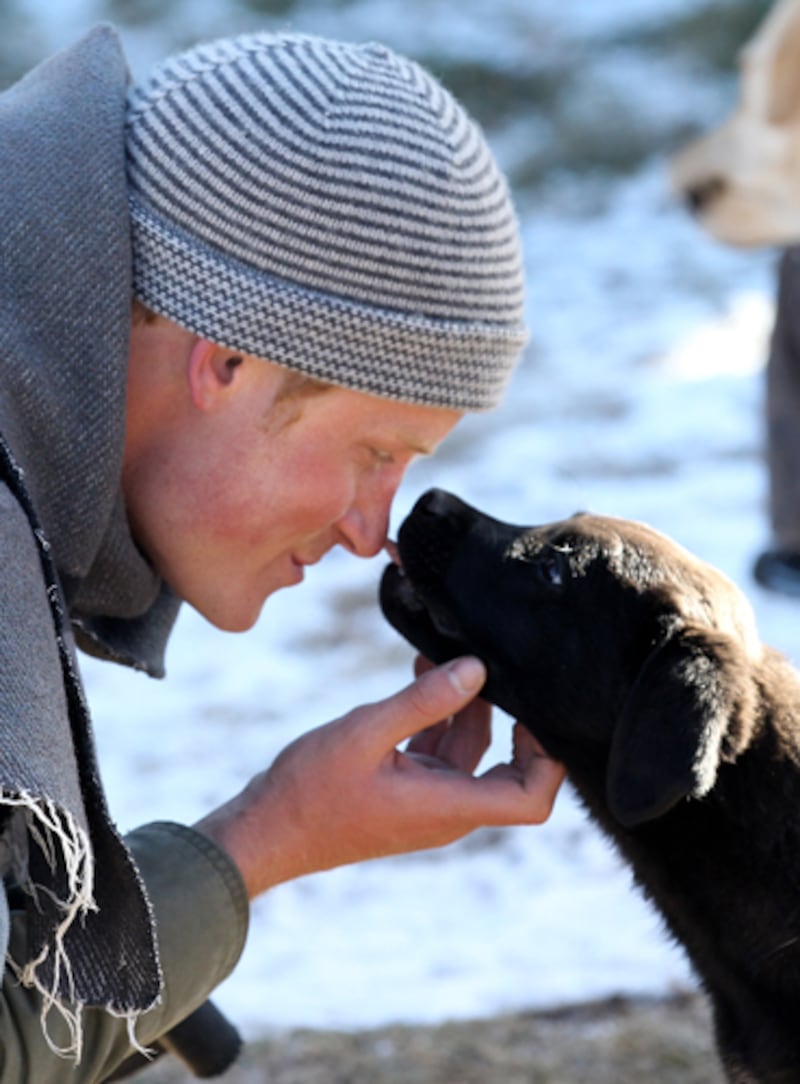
[197,610,259,634]
[186,563,308,632]
[191,594,266,634]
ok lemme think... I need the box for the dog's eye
[538,552,564,588]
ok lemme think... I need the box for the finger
[514,722,567,813]
[434,695,492,773]
[405,657,450,756]
[511,722,548,767]
[476,757,565,824]
[413,654,435,679]
[478,725,566,822]
[361,656,487,751]
[405,718,452,757]
[519,750,567,815]
[407,654,491,766]
[402,743,564,829]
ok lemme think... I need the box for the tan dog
[671,0,800,246]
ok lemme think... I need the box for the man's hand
[194,657,565,899]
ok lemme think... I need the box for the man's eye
[371,447,396,466]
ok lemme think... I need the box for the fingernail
[447,656,486,695]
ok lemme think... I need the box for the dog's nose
[417,488,454,517]
[413,488,479,528]
[685,176,726,214]
[396,489,475,583]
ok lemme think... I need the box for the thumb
[365,656,487,748]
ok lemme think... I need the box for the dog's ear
[758,0,800,126]
[607,627,756,828]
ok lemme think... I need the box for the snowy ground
[8,0,797,1041]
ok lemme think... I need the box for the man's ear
[606,628,757,828]
[186,339,244,411]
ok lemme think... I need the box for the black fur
[380,489,800,1084]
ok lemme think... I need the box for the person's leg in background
[754,248,800,596]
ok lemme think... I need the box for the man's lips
[288,556,305,583]
[292,545,331,570]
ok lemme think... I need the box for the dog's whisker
[759,935,800,964]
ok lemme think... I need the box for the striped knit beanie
[125,32,528,410]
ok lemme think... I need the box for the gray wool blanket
[0,25,181,1045]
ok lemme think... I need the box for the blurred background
[1,0,792,1051]
[0,0,773,202]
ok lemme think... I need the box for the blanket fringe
[2,789,97,1060]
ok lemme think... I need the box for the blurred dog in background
[671,0,800,597]
[671,0,800,246]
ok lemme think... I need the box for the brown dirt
[123,990,725,1083]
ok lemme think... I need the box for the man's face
[123,331,461,631]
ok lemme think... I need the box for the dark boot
[753,549,800,597]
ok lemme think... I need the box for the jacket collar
[0,23,179,676]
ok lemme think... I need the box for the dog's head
[670,0,800,247]
[380,489,763,828]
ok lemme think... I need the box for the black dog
[380,488,800,1084]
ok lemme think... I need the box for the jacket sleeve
[0,821,249,1083]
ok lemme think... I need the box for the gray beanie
[125,31,528,410]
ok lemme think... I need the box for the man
[0,24,564,1081]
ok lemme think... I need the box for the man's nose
[336,485,395,558]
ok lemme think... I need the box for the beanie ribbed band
[125,32,528,411]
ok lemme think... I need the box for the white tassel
[2,790,96,1061]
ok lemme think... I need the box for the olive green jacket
[0,823,249,1082]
